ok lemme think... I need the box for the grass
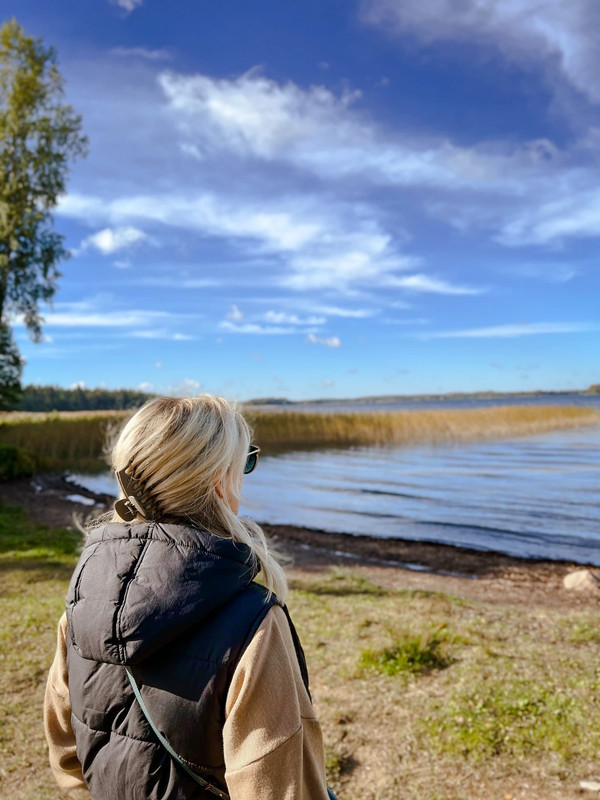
[245,404,600,450]
[359,627,452,677]
[0,411,126,473]
[1,404,598,473]
[2,512,600,799]
[0,504,84,800]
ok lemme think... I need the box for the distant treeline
[17,385,154,412]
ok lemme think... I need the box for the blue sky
[6,0,599,400]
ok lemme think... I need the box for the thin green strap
[125,667,229,800]
[126,666,340,800]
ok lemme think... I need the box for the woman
[44,395,331,799]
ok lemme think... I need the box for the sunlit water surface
[72,423,600,565]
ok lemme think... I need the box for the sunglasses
[244,445,261,475]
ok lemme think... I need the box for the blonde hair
[110,394,287,602]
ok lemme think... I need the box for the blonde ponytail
[109,394,288,602]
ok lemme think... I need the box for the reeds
[0,410,129,472]
[245,404,600,451]
[0,405,597,471]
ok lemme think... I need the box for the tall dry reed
[0,411,129,471]
[0,405,597,470]
[244,404,600,450]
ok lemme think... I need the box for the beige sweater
[44,606,329,800]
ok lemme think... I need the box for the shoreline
[1,473,596,609]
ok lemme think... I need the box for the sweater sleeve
[223,604,329,800]
[43,613,90,795]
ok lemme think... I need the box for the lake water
[253,391,600,413]
[71,418,600,566]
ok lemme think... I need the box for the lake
[71,413,600,566]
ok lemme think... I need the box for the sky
[4,0,599,400]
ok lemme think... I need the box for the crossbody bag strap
[126,665,340,800]
[125,667,229,800]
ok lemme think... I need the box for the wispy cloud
[359,0,600,104]
[38,311,172,328]
[155,67,600,252]
[111,0,144,13]
[307,333,342,347]
[58,191,426,291]
[77,226,150,255]
[159,69,504,189]
[110,46,171,60]
[220,307,326,335]
[129,330,198,341]
[313,305,378,318]
[219,321,296,335]
[226,305,244,322]
[262,311,326,325]
[389,274,485,295]
[15,298,185,331]
[419,322,599,339]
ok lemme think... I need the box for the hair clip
[114,468,155,522]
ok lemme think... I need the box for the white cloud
[16,299,181,330]
[419,322,599,339]
[219,308,327,336]
[173,333,196,341]
[111,0,144,12]
[129,329,197,341]
[313,305,377,318]
[78,226,149,255]
[158,69,502,188]
[497,187,600,245]
[59,191,426,291]
[36,311,171,328]
[110,47,170,60]
[226,304,244,322]
[138,381,153,390]
[140,277,220,289]
[113,259,131,269]
[389,274,485,295]
[154,67,600,252]
[219,321,296,335]
[262,311,325,325]
[306,333,341,348]
[359,0,600,103]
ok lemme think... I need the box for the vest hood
[66,521,258,666]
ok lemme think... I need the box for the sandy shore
[1,473,597,609]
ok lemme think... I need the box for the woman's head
[109,394,287,600]
[112,394,250,527]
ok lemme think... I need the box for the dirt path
[2,474,598,610]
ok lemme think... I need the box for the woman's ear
[215,480,224,500]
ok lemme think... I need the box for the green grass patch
[0,502,83,562]
[289,568,390,596]
[0,503,81,800]
[423,670,600,762]
[359,627,452,677]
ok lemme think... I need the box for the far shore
[1,472,596,611]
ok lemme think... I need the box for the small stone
[563,570,600,593]
[580,780,600,791]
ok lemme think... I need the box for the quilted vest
[65,521,296,800]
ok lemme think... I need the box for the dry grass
[0,405,597,472]
[245,404,600,450]
[3,506,600,800]
[0,411,128,472]
[289,569,600,800]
